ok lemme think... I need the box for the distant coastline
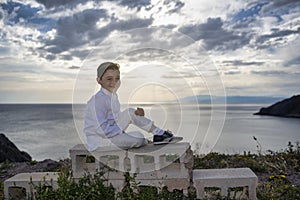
[0,95,285,105]
[254,95,300,118]
[180,95,284,104]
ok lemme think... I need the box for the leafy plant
[2,141,299,199]
[33,169,115,200]
[0,181,4,200]
[258,174,300,200]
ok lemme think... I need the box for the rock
[254,95,300,118]
[0,133,32,163]
[0,159,70,182]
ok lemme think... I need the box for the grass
[31,169,193,200]
[1,141,299,199]
[193,140,300,199]
[0,181,3,200]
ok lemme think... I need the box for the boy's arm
[94,96,122,137]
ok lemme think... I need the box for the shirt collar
[100,87,117,96]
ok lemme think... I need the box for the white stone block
[4,172,59,200]
[69,143,193,194]
[193,168,258,200]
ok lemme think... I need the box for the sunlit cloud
[0,0,299,103]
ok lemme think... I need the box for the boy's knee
[126,108,136,116]
[129,131,147,147]
[133,138,147,148]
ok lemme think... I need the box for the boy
[83,62,182,151]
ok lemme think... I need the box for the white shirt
[84,88,122,149]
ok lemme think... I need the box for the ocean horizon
[0,103,299,161]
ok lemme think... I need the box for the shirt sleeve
[94,95,122,137]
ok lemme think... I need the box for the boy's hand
[134,107,145,116]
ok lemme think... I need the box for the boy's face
[97,69,120,93]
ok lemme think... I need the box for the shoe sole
[153,137,183,145]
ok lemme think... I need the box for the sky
[0,0,299,103]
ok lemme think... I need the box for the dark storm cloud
[163,0,185,14]
[43,8,109,54]
[251,70,289,76]
[0,9,3,20]
[68,66,80,69]
[179,18,250,51]
[42,7,153,58]
[256,27,300,46]
[118,0,152,11]
[261,0,300,13]
[223,60,265,66]
[116,0,184,13]
[0,1,42,24]
[35,0,85,9]
[61,54,73,61]
[45,54,56,61]
[223,70,241,75]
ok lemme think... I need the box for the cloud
[261,0,300,14]
[0,0,299,102]
[269,34,300,67]
[161,71,202,79]
[223,70,241,75]
[118,0,152,11]
[0,8,4,20]
[70,49,92,60]
[230,1,300,50]
[0,1,42,25]
[45,54,56,61]
[35,0,85,9]
[42,8,108,53]
[163,0,185,14]
[256,27,300,47]
[284,56,300,66]
[42,8,153,57]
[251,70,289,76]
[222,60,265,66]
[179,17,250,51]
[0,45,10,55]
[68,66,80,69]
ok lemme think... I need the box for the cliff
[0,133,67,182]
[0,133,32,162]
[254,95,300,118]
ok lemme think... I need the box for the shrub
[0,181,4,200]
[33,169,115,200]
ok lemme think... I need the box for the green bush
[193,141,300,199]
[2,141,299,199]
[0,181,4,200]
[33,169,115,200]
[33,169,193,200]
[257,174,300,200]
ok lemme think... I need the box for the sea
[0,104,299,161]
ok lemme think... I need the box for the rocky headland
[254,95,300,118]
[0,133,67,182]
[0,133,31,163]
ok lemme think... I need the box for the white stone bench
[4,172,59,200]
[193,168,258,200]
[69,143,193,194]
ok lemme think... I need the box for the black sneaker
[153,130,183,145]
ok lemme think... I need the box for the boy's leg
[116,108,182,145]
[110,131,148,149]
[116,108,153,132]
